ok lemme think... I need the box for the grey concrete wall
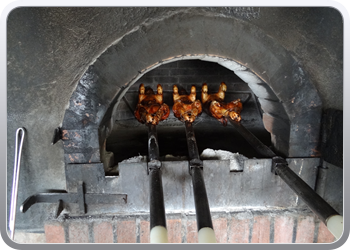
[7,7,343,231]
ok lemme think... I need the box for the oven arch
[61,13,322,168]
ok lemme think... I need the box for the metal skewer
[184,121,216,243]
[202,82,342,239]
[147,124,168,243]
[228,118,343,239]
[172,84,216,242]
[134,84,169,242]
[9,127,26,240]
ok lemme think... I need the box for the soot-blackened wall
[7,7,343,231]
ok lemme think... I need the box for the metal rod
[184,121,214,231]
[148,124,160,162]
[273,158,339,224]
[228,118,275,158]
[190,167,214,230]
[147,124,167,230]
[149,168,166,229]
[185,121,201,161]
[9,128,26,240]
[228,118,340,225]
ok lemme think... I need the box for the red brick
[213,218,227,243]
[274,215,294,243]
[68,222,90,243]
[93,221,113,243]
[44,223,65,243]
[251,215,270,243]
[117,220,136,243]
[186,220,198,243]
[140,221,150,243]
[295,216,315,243]
[228,217,250,243]
[317,222,335,243]
[167,219,182,243]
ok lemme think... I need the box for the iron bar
[228,117,340,224]
[77,181,86,214]
[185,121,214,231]
[148,124,160,162]
[272,157,339,224]
[147,124,167,231]
[190,167,214,230]
[185,120,201,161]
[228,118,275,158]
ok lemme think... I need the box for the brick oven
[6,7,343,244]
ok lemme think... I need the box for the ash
[200,148,248,171]
[120,155,147,163]
[119,149,248,172]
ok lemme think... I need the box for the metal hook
[9,127,26,240]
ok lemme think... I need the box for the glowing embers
[172,85,202,123]
[202,82,243,126]
[134,84,170,125]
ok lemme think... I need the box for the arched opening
[61,13,322,178]
[103,58,276,175]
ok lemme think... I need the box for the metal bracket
[20,181,127,216]
[189,159,203,175]
[54,200,64,218]
[147,160,162,175]
[51,127,62,145]
[271,156,288,175]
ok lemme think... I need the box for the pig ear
[191,85,196,94]
[139,83,145,94]
[201,83,209,103]
[220,82,227,91]
[202,83,208,92]
[157,84,163,95]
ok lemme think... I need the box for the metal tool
[228,118,276,158]
[20,181,127,216]
[9,127,26,240]
[172,85,216,242]
[184,121,216,243]
[228,117,343,239]
[147,124,168,243]
[133,84,169,242]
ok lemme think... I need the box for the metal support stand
[147,124,168,243]
[185,121,215,242]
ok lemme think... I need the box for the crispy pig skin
[134,84,170,125]
[201,82,243,126]
[172,85,202,123]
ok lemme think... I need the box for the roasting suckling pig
[134,84,170,125]
[172,85,202,123]
[201,82,242,126]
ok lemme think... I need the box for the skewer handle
[147,124,168,243]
